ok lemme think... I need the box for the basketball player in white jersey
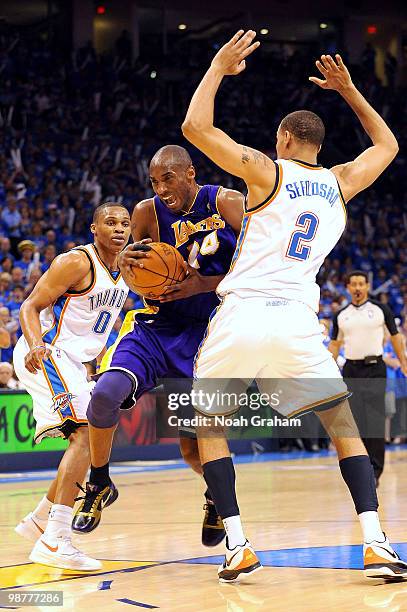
[182,31,407,582]
[13,203,130,571]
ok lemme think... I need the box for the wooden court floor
[1,449,407,611]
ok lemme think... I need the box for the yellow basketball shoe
[364,536,407,579]
[218,540,262,583]
[72,481,118,534]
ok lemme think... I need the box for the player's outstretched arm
[310,54,398,202]
[182,31,276,196]
[20,252,91,373]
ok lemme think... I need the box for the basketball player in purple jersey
[72,145,243,545]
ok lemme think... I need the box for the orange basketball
[122,242,186,299]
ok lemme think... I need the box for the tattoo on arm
[241,146,272,168]
[242,146,251,164]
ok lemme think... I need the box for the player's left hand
[211,30,260,76]
[158,265,206,302]
[309,54,353,92]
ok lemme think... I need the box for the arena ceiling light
[319,23,328,29]
[178,24,187,30]
[260,28,269,35]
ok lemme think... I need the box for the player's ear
[90,223,96,234]
[186,165,196,181]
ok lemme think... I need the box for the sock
[359,511,384,543]
[44,504,72,540]
[32,496,52,522]
[224,515,246,549]
[90,463,110,488]
[339,455,378,514]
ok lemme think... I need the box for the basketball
[122,242,186,299]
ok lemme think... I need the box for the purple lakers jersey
[148,184,236,322]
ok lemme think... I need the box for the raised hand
[211,30,260,77]
[309,54,353,92]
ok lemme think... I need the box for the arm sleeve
[380,303,398,336]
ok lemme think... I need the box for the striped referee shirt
[331,299,398,360]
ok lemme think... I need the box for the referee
[329,270,407,485]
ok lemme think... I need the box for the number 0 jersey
[40,244,128,362]
[217,159,347,312]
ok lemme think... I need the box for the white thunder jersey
[40,244,128,362]
[217,159,347,311]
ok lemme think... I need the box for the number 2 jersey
[40,244,128,362]
[217,159,347,312]
[148,184,237,323]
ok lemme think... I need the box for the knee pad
[87,370,135,428]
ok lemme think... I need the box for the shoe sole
[365,567,407,580]
[29,550,102,572]
[218,563,263,583]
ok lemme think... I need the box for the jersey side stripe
[50,297,71,346]
[226,215,251,274]
[42,296,68,344]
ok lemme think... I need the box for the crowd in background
[0,28,406,408]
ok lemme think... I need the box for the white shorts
[193,295,349,418]
[13,336,91,443]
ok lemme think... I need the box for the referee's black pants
[343,358,386,480]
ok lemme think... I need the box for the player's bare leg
[15,431,87,543]
[180,437,226,546]
[88,423,117,468]
[318,401,407,579]
[28,426,101,571]
[197,422,261,581]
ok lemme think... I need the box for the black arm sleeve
[331,312,339,340]
[380,303,398,336]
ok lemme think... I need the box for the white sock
[43,504,72,540]
[32,496,52,522]
[359,511,384,543]
[223,515,246,549]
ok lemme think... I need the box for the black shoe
[72,481,118,534]
[202,496,225,547]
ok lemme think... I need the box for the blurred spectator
[0,362,21,389]
[15,240,36,276]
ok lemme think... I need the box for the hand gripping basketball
[120,242,186,299]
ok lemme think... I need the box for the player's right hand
[118,239,152,270]
[25,345,51,374]
[211,30,260,76]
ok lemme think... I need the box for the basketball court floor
[1,448,407,611]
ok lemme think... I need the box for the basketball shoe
[15,512,46,543]
[218,540,262,582]
[202,493,226,547]
[29,535,101,571]
[71,481,118,534]
[364,535,407,579]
